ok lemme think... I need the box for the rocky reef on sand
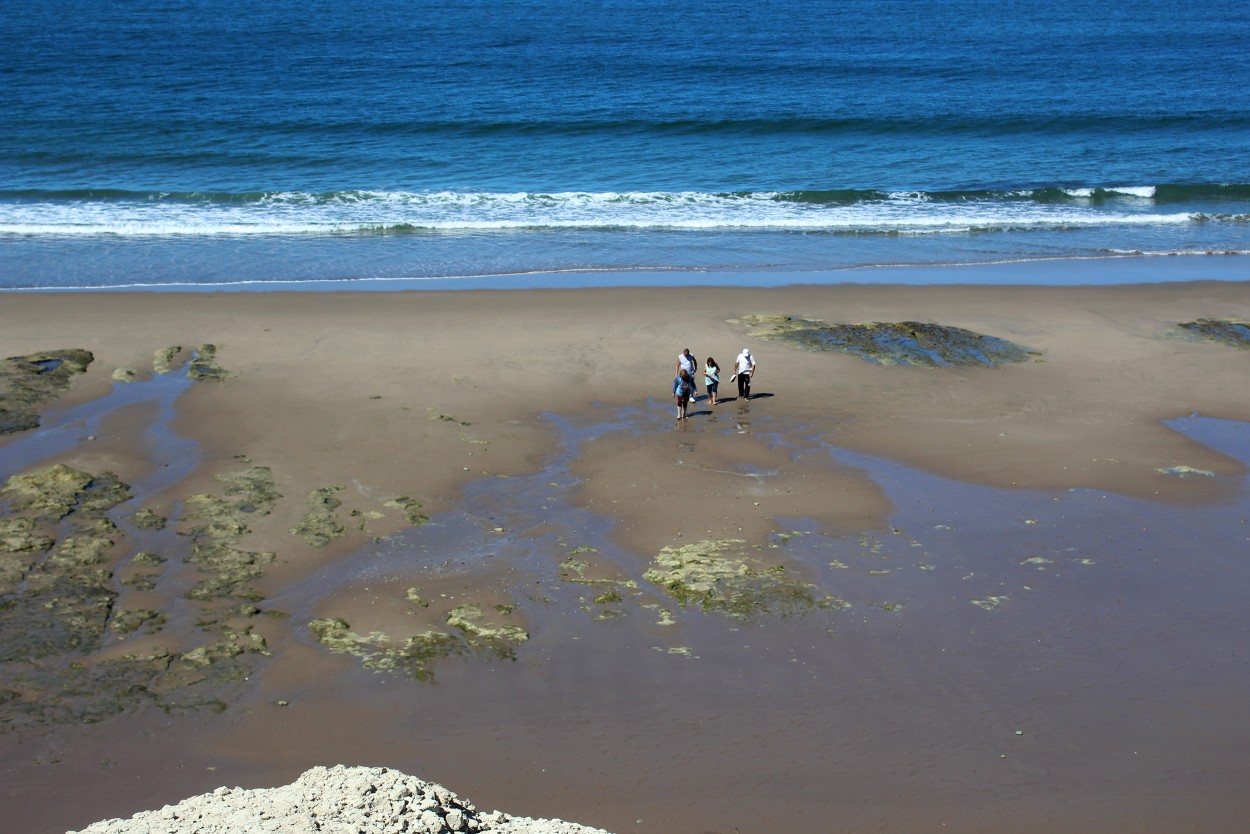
[731,314,1038,367]
[1177,319,1250,349]
[0,463,268,728]
[0,348,94,434]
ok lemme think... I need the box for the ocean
[2,0,1249,290]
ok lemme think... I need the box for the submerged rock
[1177,319,1250,349]
[0,349,94,434]
[731,314,1037,367]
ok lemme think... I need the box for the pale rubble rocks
[68,765,612,834]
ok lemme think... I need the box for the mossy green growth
[187,344,233,382]
[731,314,1037,367]
[644,539,827,620]
[309,618,464,683]
[446,604,530,655]
[153,346,183,374]
[108,608,167,635]
[0,465,132,660]
[180,465,280,604]
[131,508,167,530]
[1177,319,1250,349]
[0,463,273,729]
[0,349,94,435]
[971,595,1009,611]
[383,496,429,526]
[290,485,347,546]
[309,599,529,683]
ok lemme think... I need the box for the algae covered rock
[732,315,1037,367]
[644,539,825,619]
[1177,319,1250,349]
[0,465,133,662]
[0,461,278,730]
[131,508,167,530]
[181,465,280,604]
[291,485,347,546]
[0,349,94,435]
[309,597,529,683]
[188,344,234,382]
[383,496,430,526]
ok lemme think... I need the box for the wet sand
[2,281,1250,833]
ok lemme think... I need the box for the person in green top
[704,356,721,405]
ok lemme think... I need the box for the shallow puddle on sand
[4,392,1250,834]
[229,409,1250,834]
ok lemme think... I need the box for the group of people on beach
[673,347,757,419]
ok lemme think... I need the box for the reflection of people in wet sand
[734,348,756,399]
[675,348,698,400]
[674,369,694,419]
[704,356,721,405]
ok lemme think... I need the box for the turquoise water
[2,0,1249,289]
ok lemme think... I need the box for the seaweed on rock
[0,349,94,435]
[644,539,831,620]
[1177,319,1250,349]
[731,314,1038,367]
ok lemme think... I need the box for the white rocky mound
[69,765,613,834]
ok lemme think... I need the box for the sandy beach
[3,279,1250,833]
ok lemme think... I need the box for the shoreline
[3,276,1250,834]
[3,251,1249,294]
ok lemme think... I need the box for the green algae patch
[0,465,132,660]
[1176,319,1250,349]
[0,349,94,435]
[731,315,1037,367]
[108,608,167,636]
[131,508,167,530]
[558,553,639,619]
[972,595,1010,611]
[153,346,184,374]
[291,485,347,546]
[112,368,139,383]
[446,603,529,654]
[187,344,234,382]
[0,462,278,730]
[383,496,430,526]
[309,599,529,683]
[180,465,280,605]
[644,539,828,620]
[1,632,268,730]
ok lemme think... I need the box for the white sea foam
[0,189,1199,237]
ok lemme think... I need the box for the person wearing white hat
[734,348,756,400]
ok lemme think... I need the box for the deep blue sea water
[2,0,1249,290]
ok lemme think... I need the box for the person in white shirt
[734,348,756,399]
[675,348,699,400]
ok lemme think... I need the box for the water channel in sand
[3,375,1250,834]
